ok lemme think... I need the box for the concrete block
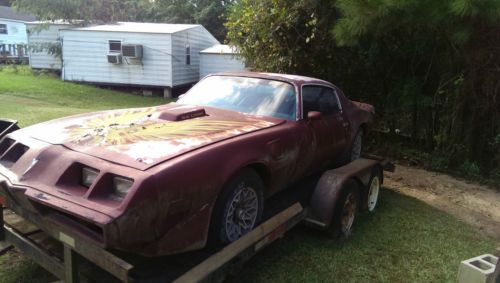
[142,89,153,97]
[163,87,172,99]
[458,254,498,283]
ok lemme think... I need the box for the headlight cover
[81,167,99,188]
[111,176,133,201]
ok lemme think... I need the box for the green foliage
[150,0,230,41]
[13,0,229,41]
[0,65,35,76]
[460,160,481,178]
[226,0,339,76]
[227,0,500,176]
[12,0,154,23]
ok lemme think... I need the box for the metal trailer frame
[0,119,395,282]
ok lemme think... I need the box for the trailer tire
[327,181,359,238]
[208,168,264,247]
[361,168,382,213]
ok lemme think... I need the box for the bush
[0,65,34,76]
[460,160,481,179]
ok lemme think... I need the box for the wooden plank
[4,225,65,279]
[4,195,133,283]
[174,203,303,283]
[64,244,81,283]
[3,209,39,234]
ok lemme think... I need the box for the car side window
[302,86,341,116]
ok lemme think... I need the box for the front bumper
[0,192,133,282]
[0,175,112,248]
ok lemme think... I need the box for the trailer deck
[0,155,393,283]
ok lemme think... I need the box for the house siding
[171,26,219,87]
[200,53,245,79]
[0,20,28,45]
[27,23,68,70]
[61,30,173,87]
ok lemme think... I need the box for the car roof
[209,72,335,87]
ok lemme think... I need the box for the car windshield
[177,76,297,120]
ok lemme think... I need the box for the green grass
[231,189,494,283]
[0,71,165,127]
[0,71,496,282]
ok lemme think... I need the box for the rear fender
[306,158,379,230]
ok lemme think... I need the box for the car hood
[20,103,283,170]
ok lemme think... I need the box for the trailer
[0,119,394,283]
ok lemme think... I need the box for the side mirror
[307,111,322,120]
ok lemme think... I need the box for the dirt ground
[384,164,500,243]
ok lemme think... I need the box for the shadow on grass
[0,189,494,283]
[228,188,494,283]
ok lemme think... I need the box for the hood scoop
[158,106,207,121]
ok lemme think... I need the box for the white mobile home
[199,44,246,79]
[0,6,35,58]
[27,21,73,70]
[60,22,219,96]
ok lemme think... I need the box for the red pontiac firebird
[0,72,374,256]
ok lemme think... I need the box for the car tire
[208,168,264,246]
[361,169,382,213]
[327,181,360,239]
[350,129,363,161]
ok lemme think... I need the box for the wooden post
[64,244,81,283]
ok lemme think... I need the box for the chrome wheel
[351,130,363,161]
[367,176,380,212]
[225,182,259,242]
[340,192,357,235]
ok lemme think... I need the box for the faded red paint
[0,72,374,256]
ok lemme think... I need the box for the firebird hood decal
[21,104,280,170]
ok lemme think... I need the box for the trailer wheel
[328,181,359,238]
[209,169,264,246]
[364,172,381,212]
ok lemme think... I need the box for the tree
[12,0,154,23]
[13,0,230,41]
[226,0,500,174]
[151,0,230,41]
[332,0,500,169]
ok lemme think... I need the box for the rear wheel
[209,169,264,246]
[328,181,360,238]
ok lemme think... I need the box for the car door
[302,85,349,169]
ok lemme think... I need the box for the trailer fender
[305,158,380,230]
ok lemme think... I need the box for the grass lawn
[0,70,165,127]
[0,71,496,283]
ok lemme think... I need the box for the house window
[0,24,7,35]
[186,45,191,65]
[109,40,121,53]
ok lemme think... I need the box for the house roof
[69,22,200,34]
[0,6,36,22]
[27,20,74,25]
[200,44,239,54]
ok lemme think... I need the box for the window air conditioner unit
[107,53,122,64]
[122,44,143,59]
